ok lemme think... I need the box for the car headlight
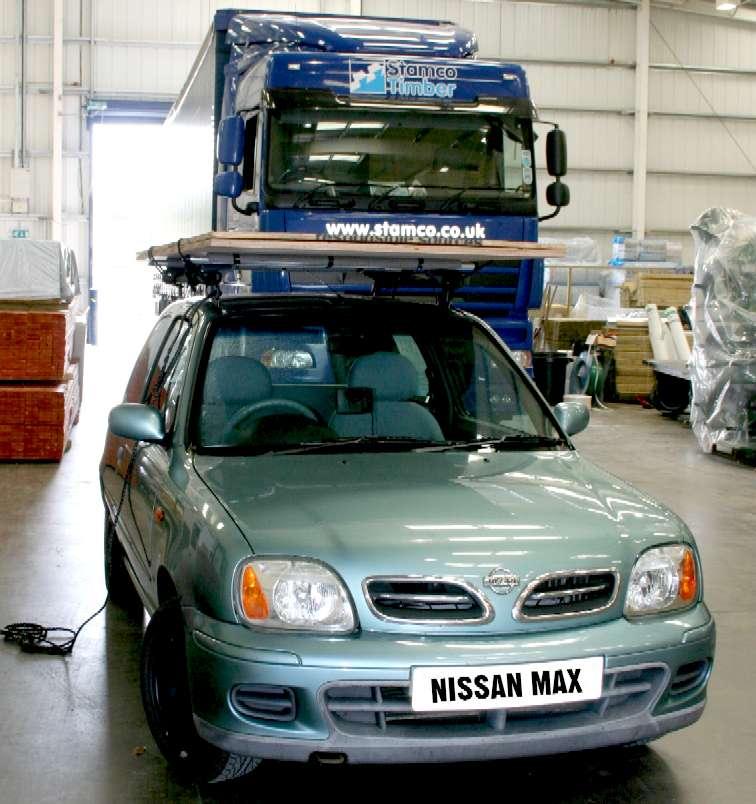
[624,544,699,617]
[237,558,356,633]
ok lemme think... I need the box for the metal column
[632,0,650,240]
[51,0,63,241]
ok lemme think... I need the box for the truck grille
[514,571,619,620]
[323,664,667,737]
[363,577,492,624]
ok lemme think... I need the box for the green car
[100,294,714,783]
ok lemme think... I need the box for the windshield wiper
[294,184,356,210]
[264,436,447,455]
[367,185,425,212]
[417,434,566,452]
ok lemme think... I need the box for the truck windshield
[266,97,535,214]
[194,307,561,454]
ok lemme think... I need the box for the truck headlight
[510,350,532,370]
[624,544,699,617]
[238,558,356,633]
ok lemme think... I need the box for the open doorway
[90,122,165,407]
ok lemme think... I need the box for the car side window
[143,318,188,406]
[123,316,172,403]
[144,318,192,432]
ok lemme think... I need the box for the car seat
[200,356,272,444]
[329,352,444,441]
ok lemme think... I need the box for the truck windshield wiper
[417,434,566,452]
[367,185,425,212]
[294,184,355,210]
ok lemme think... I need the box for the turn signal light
[241,564,269,620]
[679,548,698,602]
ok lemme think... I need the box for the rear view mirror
[214,171,243,199]
[217,116,245,166]
[109,404,165,443]
[553,401,589,437]
[546,128,567,177]
[546,180,570,208]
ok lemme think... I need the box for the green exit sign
[11,229,29,238]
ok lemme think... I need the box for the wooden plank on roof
[137,231,565,263]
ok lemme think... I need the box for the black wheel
[140,601,260,783]
[104,511,142,611]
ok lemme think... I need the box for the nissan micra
[101,293,714,783]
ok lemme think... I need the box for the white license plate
[410,656,604,712]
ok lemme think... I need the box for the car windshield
[194,306,561,454]
[265,92,535,215]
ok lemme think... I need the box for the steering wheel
[222,399,320,442]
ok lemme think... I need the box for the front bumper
[186,604,715,764]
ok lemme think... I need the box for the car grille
[322,664,667,738]
[669,660,710,697]
[364,577,492,624]
[515,571,619,620]
[231,684,296,722]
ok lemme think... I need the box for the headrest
[204,356,272,406]
[348,352,418,401]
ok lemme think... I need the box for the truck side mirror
[546,128,567,177]
[214,171,243,199]
[217,116,245,166]
[546,180,570,208]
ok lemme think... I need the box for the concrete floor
[0,355,754,803]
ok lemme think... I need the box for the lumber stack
[620,273,693,308]
[0,302,82,461]
[610,321,655,400]
[543,318,606,352]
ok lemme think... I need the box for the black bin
[532,352,571,405]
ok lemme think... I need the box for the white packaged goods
[0,240,80,302]
[610,237,683,266]
[659,307,691,363]
[571,293,618,320]
[540,237,600,265]
[646,304,676,362]
[689,208,756,453]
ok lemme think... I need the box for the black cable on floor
[2,438,138,657]
[1,596,108,655]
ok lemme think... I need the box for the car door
[125,317,191,583]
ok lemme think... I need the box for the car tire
[104,512,141,611]
[140,600,261,783]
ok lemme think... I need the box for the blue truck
[161,10,570,367]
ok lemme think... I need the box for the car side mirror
[546,128,567,177]
[109,403,165,443]
[553,401,589,437]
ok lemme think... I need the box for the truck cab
[162,11,569,366]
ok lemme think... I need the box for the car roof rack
[138,232,564,303]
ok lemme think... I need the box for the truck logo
[349,61,387,95]
[350,59,458,99]
[483,568,520,595]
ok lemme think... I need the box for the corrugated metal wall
[2,0,756,281]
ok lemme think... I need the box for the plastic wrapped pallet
[689,208,756,453]
[0,240,80,302]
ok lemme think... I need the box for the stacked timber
[610,321,655,401]
[0,241,83,461]
[620,272,693,308]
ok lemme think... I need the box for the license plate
[410,656,604,712]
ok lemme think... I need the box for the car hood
[193,449,690,634]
